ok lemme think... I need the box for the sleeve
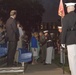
[61,17,68,44]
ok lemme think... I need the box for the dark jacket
[61,11,76,45]
[39,35,46,47]
[46,34,53,48]
[6,17,19,42]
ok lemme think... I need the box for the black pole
[61,47,65,74]
[61,18,65,74]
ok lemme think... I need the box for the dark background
[40,0,76,23]
[0,0,76,30]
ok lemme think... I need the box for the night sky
[39,0,75,23]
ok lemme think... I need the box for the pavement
[0,63,70,75]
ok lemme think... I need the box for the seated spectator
[0,25,6,46]
[22,31,29,49]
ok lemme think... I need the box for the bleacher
[0,43,8,58]
[0,43,32,73]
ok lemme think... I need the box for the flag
[58,0,65,18]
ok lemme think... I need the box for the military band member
[44,30,53,64]
[61,2,76,75]
[58,26,65,64]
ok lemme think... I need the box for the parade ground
[0,62,70,75]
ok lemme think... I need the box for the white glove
[61,44,65,48]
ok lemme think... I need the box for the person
[0,25,6,46]
[22,31,29,49]
[58,26,65,64]
[6,10,19,67]
[50,33,55,60]
[44,30,53,64]
[39,31,46,63]
[17,22,23,49]
[61,2,76,75]
[30,32,40,64]
[14,22,24,63]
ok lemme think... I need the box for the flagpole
[61,17,65,74]
[61,17,66,74]
[58,0,65,74]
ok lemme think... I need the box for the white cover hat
[65,2,76,7]
[58,26,62,29]
[43,30,48,33]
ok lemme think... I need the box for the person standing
[50,33,55,60]
[39,31,46,63]
[30,32,40,64]
[14,22,24,63]
[44,30,53,64]
[6,10,19,67]
[17,22,23,49]
[58,26,65,64]
[61,2,76,75]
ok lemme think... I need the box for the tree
[0,0,45,31]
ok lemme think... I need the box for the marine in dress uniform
[61,2,76,75]
[44,30,53,64]
[58,26,65,64]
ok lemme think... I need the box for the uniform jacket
[6,17,19,42]
[61,11,76,45]
[46,34,53,48]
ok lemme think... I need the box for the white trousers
[45,47,53,64]
[67,44,76,75]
